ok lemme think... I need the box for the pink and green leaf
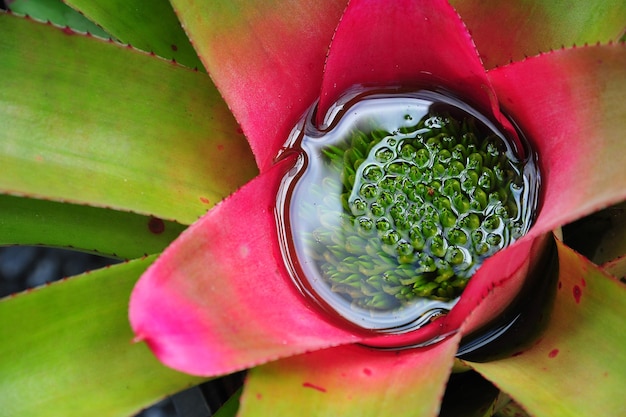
[318,0,516,145]
[450,0,626,69]
[239,337,461,417]
[467,239,626,417]
[489,43,626,237]
[129,161,363,377]
[168,0,348,172]
[449,234,552,339]
[128,162,548,378]
[0,13,257,225]
[63,0,205,70]
[0,257,206,417]
[0,194,185,259]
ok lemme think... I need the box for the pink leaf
[129,159,363,376]
[489,43,626,236]
[318,0,519,151]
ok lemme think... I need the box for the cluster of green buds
[301,110,527,311]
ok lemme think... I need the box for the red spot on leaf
[148,217,165,234]
[511,351,524,357]
[580,260,589,272]
[200,197,210,204]
[237,127,244,134]
[62,26,74,35]
[302,382,326,393]
[171,44,178,52]
[217,144,225,151]
[581,278,586,287]
[573,285,582,304]
[548,349,559,358]
[363,368,372,376]
[558,281,562,290]
[256,393,262,400]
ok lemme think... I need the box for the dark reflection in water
[456,236,559,362]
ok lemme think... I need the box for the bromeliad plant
[0,0,625,416]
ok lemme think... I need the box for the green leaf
[0,13,257,225]
[64,0,204,70]
[467,239,626,417]
[0,256,206,417]
[7,0,111,38]
[239,337,461,417]
[213,388,242,417]
[494,400,531,417]
[602,256,626,283]
[564,201,626,266]
[0,194,185,259]
[585,202,626,265]
[451,0,626,68]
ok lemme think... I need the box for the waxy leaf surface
[0,257,206,417]
[0,13,256,225]
[240,337,460,417]
[64,0,204,70]
[489,43,626,236]
[468,239,626,417]
[0,194,185,259]
[130,161,362,377]
[168,0,347,172]
[451,0,626,69]
[318,0,517,145]
[8,0,110,37]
